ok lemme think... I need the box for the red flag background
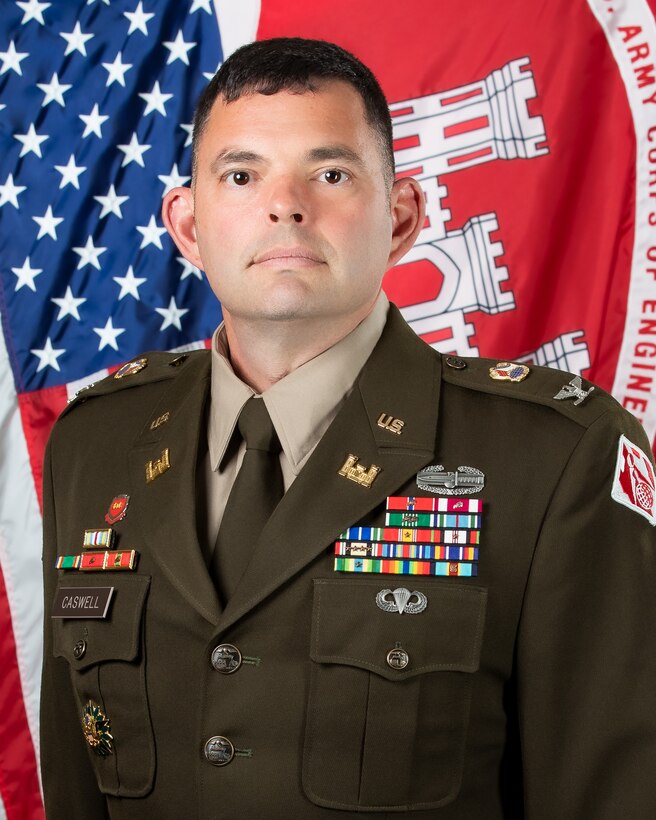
[2,1,655,816]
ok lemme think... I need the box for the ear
[161,186,203,269]
[387,177,426,269]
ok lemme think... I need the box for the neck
[222,303,376,393]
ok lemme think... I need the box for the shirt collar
[208,291,389,474]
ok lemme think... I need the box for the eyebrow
[209,144,366,175]
[210,149,263,175]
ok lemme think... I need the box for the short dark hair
[191,37,395,186]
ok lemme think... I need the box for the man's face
[188,80,395,325]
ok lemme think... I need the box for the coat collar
[125,306,441,632]
[216,305,442,635]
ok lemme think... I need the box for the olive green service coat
[41,307,656,819]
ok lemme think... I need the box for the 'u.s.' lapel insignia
[145,448,170,483]
[338,454,381,488]
[416,464,485,495]
[377,413,405,435]
[553,376,594,406]
[489,362,529,382]
[105,494,129,524]
[150,411,170,430]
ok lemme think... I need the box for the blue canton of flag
[0,0,223,392]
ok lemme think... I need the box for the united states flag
[1,2,223,816]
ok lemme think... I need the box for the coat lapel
[127,355,222,626]
[217,306,442,635]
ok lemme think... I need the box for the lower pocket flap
[52,575,150,670]
[311,577,486,680]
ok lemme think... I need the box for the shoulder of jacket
[60,349,210,419]
[440,354,629,430]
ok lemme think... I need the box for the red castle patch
[611,436,656,526]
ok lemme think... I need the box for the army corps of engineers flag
[1,1,655,816]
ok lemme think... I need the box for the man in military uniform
[41,38,656,818]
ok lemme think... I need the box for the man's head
[192,38,395,189]
[163,37,424,338]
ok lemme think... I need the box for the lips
[252,246,324,265]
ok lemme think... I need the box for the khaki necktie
[211,397,284,603]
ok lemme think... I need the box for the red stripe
[446,146,493,166]
[395,165,424,179]
[18,386,68,513]
[0,565,45,820]
[390,106,414,118]
[443,115,490,138]
[392,134,420,152]
[440,88,483,106]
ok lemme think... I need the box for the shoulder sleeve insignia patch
[611,435,656,526]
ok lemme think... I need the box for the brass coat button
[73,640,87,660]
[204,736,235,766]
[386,646,409,670]
[211,644,242,674]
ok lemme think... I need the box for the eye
[225,170,250,186]
[320,169,349,185]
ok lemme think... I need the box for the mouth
[251,246,325,268]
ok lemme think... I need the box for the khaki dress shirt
[202,292,389,554]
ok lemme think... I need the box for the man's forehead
[205,79,369,132]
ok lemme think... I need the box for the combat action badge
[611,434,656,526]
[416,464,485,495]
[105,495,129,524]
[82,700,113,756]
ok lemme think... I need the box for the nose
[266,176,306,224]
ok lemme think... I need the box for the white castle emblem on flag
[391,57,590,374]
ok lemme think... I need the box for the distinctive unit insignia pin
[113,357,147,379]
[145,448,170,483]
[338,454,381,488]
[82,701,113,756]
[553,376,594,406]
[489,362,530,382]
[376,412,405,435]
[376,587,427,614]
[416,464,485,495]
[105,494,129,524]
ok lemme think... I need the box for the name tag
[51,586,114,619]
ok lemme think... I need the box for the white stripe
[214,0,261,59]
[588,0,656,442]
[0,793,6,820]
[0,314,44,786]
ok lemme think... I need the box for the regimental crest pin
[105,494,129,524]
[82,700,113,756]
[376,588,427,614]
[553,376,594,406]
[338,454,381,488]
[113,357,147,379]
[416,464,485,495]
[489,362,530,383]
